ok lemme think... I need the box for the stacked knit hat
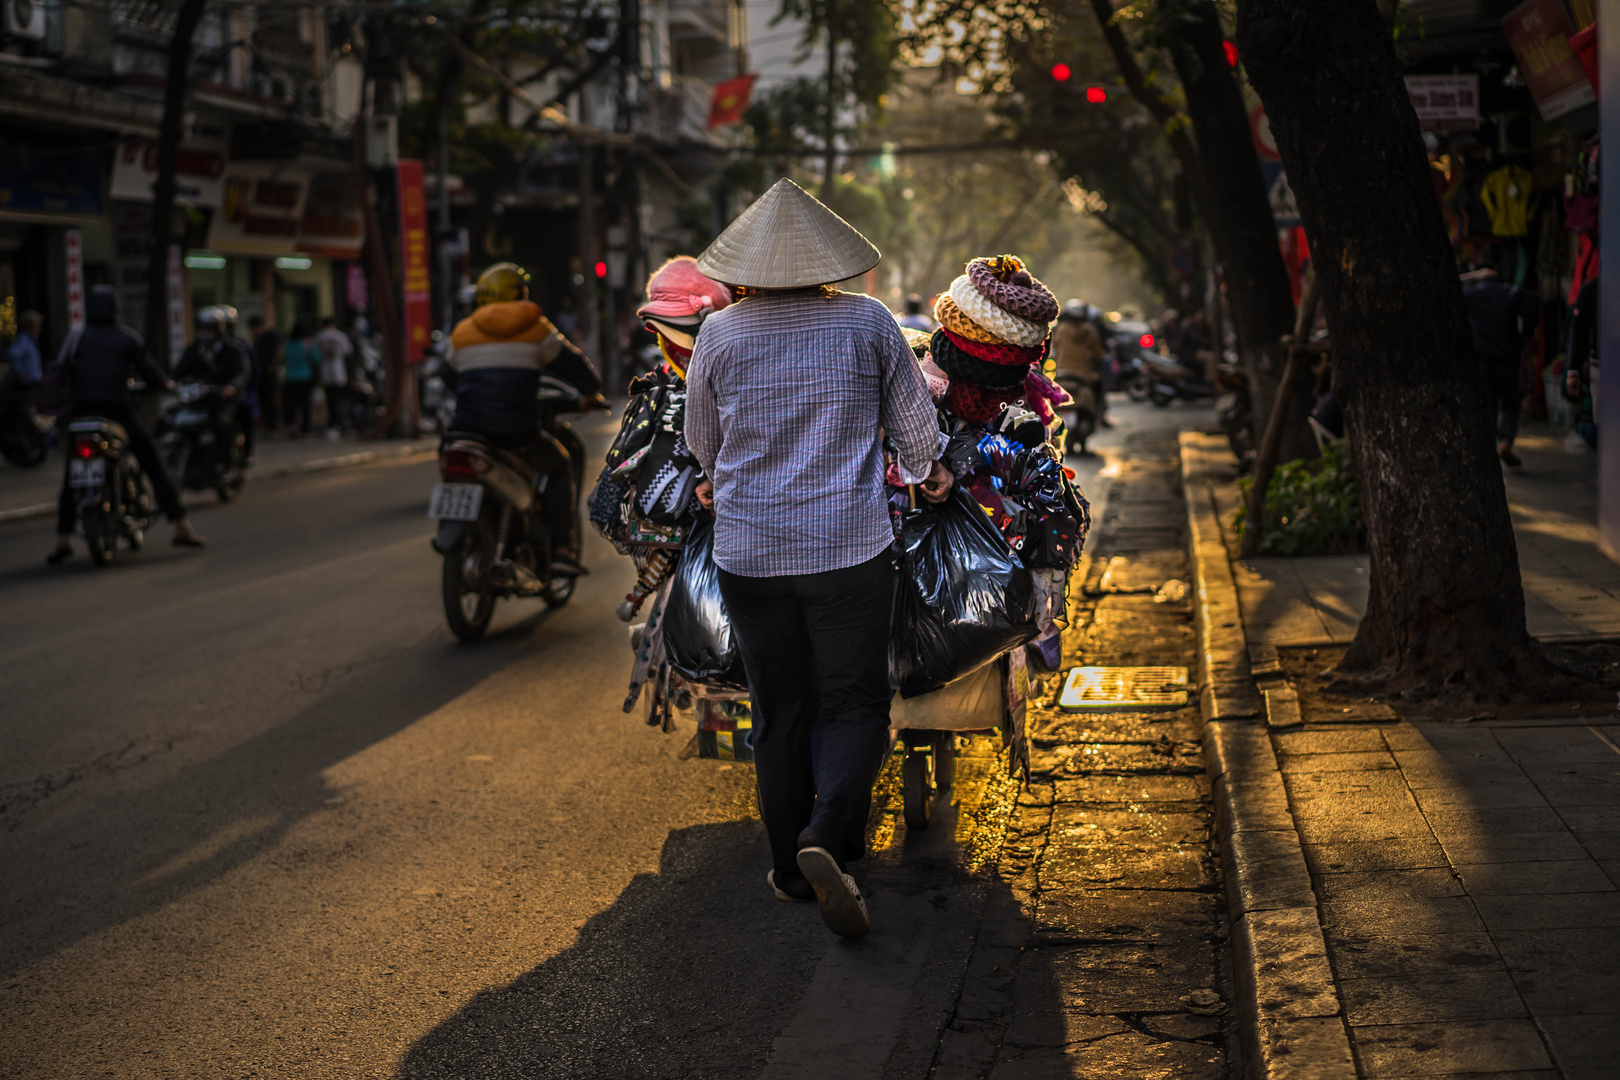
[636,256,731,375]
[931,255,1062,423]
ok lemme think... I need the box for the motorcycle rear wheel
[443,529,496,641]
[82,507,118,567]
[1125,373,1152,401]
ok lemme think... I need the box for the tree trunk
[143,0,209,367]
[1167,1,1304,455]
[1237,0,1548,697]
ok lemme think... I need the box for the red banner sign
[396,160,431,363]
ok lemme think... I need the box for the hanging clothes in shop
[1480,164,1535,238]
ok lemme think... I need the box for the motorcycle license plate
[1215,393,1237,413]
[69,458,106,488]
[428,483,483,521]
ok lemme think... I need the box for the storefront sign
[109,140,227,206]
[65,229,84,329]
[0,143,104,219]
[208,164,309,255]
[345,263,369,312]
[397,160,431,363]
[167,244,186,365]
[1502,0,1597,120]
[296,173,364,258]
[1405,75,1481,132]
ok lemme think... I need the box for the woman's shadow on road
[395,819,830,1080]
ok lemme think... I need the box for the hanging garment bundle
[590,369,701,553]
[661,514,750,690]
[889,486,1040,698]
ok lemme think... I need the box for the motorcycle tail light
[1139,333,1155,348]
[441,448,491,479]
[75,441,96,459]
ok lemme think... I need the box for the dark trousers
[258,367,280,429]
[57,402,185,533]
[323,384,349,433]
[717,552,897,876]
[1481,359,1521,442]
[282,381,314,432]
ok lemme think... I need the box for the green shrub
[1235,441,1364,557]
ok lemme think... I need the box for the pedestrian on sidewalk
[897,294,935,333]
[281,321,317,436]
[315,316,354,440]
[46,286,204,563]
[684,178,954,940]
[1461,264,1537,468]
[249,313,283,433]
[6,310,44,388]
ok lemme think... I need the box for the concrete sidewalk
[1183,431,1620,1080]
[0,429,439,523]
[1220,425,1620,644]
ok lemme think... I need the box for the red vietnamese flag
[708,73,758,130]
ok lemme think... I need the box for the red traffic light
[1085,85,1107,104]
[594,261,608,278]
[1222,40,1239,66]
[1051,62,1071,82]
[1139,333,1155,348]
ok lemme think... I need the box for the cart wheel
[934,732,958,794]
[903,745,932,831]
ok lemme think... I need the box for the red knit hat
[637,256,731,320]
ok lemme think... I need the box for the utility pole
[144,0,208,368]
[437,102,454,338]
[359,14,414,436]
[821,0,837,198]
[578,141,599,366]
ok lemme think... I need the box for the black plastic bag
[890,486,1040,698]
[662,514,749,690]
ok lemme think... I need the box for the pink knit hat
[637,256,731,320]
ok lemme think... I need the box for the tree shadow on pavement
[394,820,828,1080]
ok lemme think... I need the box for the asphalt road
[0,411,1079,1079]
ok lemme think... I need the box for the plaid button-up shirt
[685,290,939,577]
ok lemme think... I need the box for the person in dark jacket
[1460,267,1539,468]
[47,286,204,563]
[176,305,253,464]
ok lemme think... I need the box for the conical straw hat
[696,178,880,288]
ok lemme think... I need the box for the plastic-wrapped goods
[661,514,750,690]
[890,487,1040,698]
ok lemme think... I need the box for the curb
[1180,432,1356,1080]
[0,442,435,525]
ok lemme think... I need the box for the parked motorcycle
[428,376,590,641]
[0,385,49,466]
[1053,373,1098,455]
[156,382,247,501]
[64,415,153,566]
[1139,353,1218,408]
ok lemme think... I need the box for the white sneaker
[767,870,814,903]
[796,846,870,939]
